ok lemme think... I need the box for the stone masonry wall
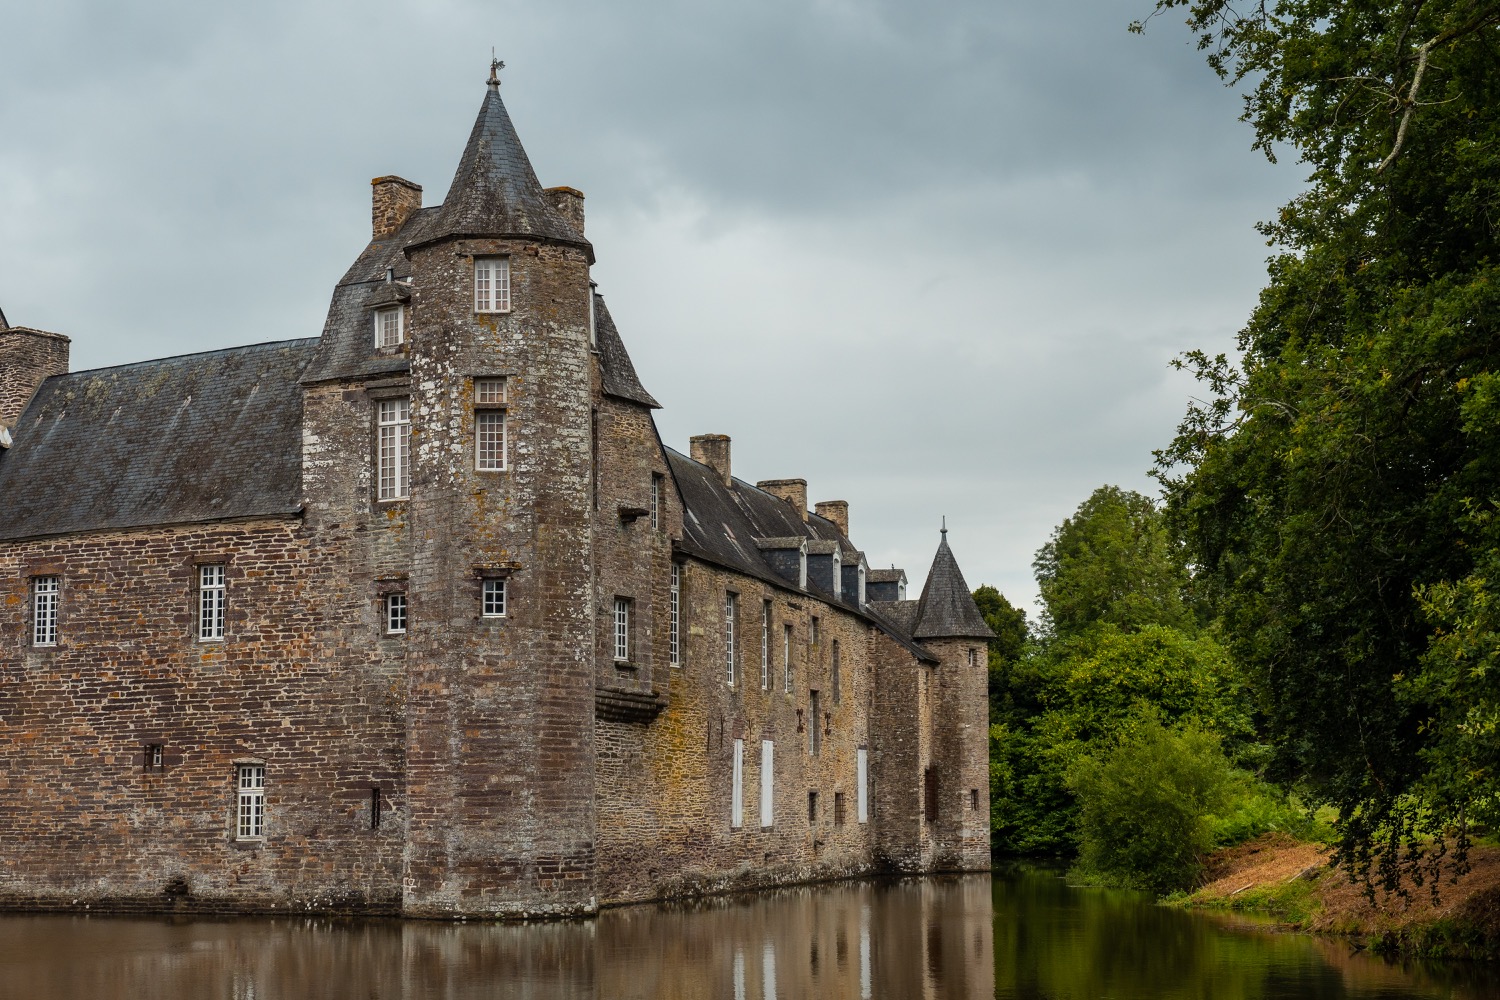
[923,638,992,871]
[0,519,405,913]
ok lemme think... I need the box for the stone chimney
[0,326,71,429]
[371,176,423,240]
[758,479,808,522]
[545,186,585,236]
[690,434,732,486]
[815,500,849,537]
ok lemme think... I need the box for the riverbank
[1180,833,1500,960]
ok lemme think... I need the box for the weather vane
[488,49,504,87]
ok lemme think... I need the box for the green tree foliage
[1145,0,1500,890]
[1033,486,1193,637]
[1070,721,1234,893]
[973,584,1029,714]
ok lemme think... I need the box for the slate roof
[911,533,996,640]
[0,340,317,540]
[868,569,906,584]
[595,294,659,408]
[422,84,590,255]
[667,447,936,663]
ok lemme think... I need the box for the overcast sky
[0,0,1302,616]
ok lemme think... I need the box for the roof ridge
[51,338,319,379]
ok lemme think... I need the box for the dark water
[0,870,1493,999]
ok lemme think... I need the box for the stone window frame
[385,592,408,634]
[669,562,682,668]
[483,579,508,619]
[650,474,663,531]
[471,565,519,627]
[368,386,411,504]
[724,590,739,688]
[197,563,227,643]
[373,305,405,350]
[473,256,511,314]
[183,552,236,644]
[28,573,61,649]
[373,577,408,637]
[611,596,632,665]
[759,599,772,691]
[473,375,509,473]
[233,760,268,844]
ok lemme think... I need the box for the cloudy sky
[0,0,1302,615]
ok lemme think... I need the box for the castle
[0,67,994,918]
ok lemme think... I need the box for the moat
[0,870,1493,1000]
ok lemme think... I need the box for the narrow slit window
[831,640,841,705]
[237,765,266,840]
[31,576,59,647]
[474,257,511,313]
[669,563,681,667]
[483,579,507,618]
[834,791,846,826]
[651,474,662,530]
[613,597,630,662]
[385,592,408,634]
[760,600,771,690]
[783,623,793,693]
[371,787,383,830]
[198,564,226,641]
[377,398,411,501]
[808,790,819,825]
[724,592,738,686]
[808,691,821,757]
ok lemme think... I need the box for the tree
[1033,486,1193,638]
[1145,0,1500,891]
[973,584,1029,715]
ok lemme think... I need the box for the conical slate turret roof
[912,530,996,640]
[428,77,589,251]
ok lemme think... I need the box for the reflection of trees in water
[0,874,1487,999]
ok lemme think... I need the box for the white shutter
[857,747,869,823]
[760,740,774,827]
[731,738,744,829]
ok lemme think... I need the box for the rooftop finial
[488,51,504,91]
[941,515,947,539]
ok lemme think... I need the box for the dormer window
[832,550,842,599]
[475,257,510,313]
[374,306,404,349]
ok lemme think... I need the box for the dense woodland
[983,0,1500,897]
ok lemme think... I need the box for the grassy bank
[1174,834,1500,961]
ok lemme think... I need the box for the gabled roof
[595,294,659,408]
[0,340,316,540]
[911,532,996,640]
[424,83,589,253]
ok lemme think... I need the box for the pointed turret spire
[425,62,589,252]
[911,527,995,640]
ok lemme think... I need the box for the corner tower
[911,527,994,871]
[400,62,598,917]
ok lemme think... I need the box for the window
[831,640,842,705]
[923,766,938,823]
[374,306,404,348]
[760,600,771,690]
[143,743,164,773]
[807,790,819,825]
[613,597,631,662]
[371,787,383,830]
[970,788,980,811]
[810,616,819,647]
[731,738,744,829]
[237,764,266,840]
[832,551,842,599]
[783,624,793,693]
[834,791,846,826]
[760,739,774,828]
[483,579,507,618]
[651,474,662,530]
[474,257,510,313]
[724,592,738,686]
[669,564,681,667]
[377,398,410,501]
[808,691,821,756]
[31,576,59,647]
[474,377,507,472]
[967,647,977,668]
[198,564,226,641]
[385,592,408,634]
[857,747,869,823]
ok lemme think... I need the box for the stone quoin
[0,66,994,918]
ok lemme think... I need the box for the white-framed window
[858,746,870,827]
[783,623,793,693]
[760,739,775,828]
[613,597,630,662]
[651,474,662,530]
[731,738,744,829]
[474,377,507,472]
[669,563,681,667]
[474,257,511,313]
[483,579,507,618]
[967,646,978,668]
[385,592,407,634]
[760,600,771,690]
[374,306,404,348]
[31,575,59,647]
[810,616,819,647]
[236,764,266,840]
[724,592,738,686]
[377,398,410,501]
[198,564,226,641]
[832,551,842,599]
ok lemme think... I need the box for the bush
[1068,721,1233,893]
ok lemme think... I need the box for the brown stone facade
[0,79,991,919]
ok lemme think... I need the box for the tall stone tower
[399,64,598,917]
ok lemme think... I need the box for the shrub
[1069,720,1233,893]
